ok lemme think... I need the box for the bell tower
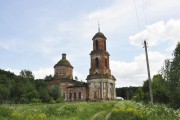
[87,27,116,100]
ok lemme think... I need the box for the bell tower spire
[98,20,100,32]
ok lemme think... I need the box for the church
[48,29,116,101]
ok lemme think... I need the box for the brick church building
[48,29,116,101]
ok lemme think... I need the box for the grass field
[0,101,179,120]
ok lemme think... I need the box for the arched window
[96,40,98,50]
[104,41,106,51]
[74,92,76,100]
[95,58,99,68]
[78,92,81,99]
[69,93,72,101]
[105,58,108,68]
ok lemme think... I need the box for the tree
[49,85,61,100]
[0,84,9,103]
[20,70,34,80]
[75,76,78,81]
[161,59,171,81]
[39,87,51,103]
[168,42,180,108]
[152,74,169,103]
[44,75,53,81]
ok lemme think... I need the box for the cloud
[129,19,180,50]
[73,71,86,82]
[6,67,54,79]
[111,51,167,87]
[33,68,54,79]
[5,68,20,76]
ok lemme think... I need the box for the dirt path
[90,111,103,120]
[105,112,111,120]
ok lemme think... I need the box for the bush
[0,106,13,118]
[49,99,56,104]
[110,107,145,120]
[56,97,64,103]
[19,97,29,104]
[31,98,41,103]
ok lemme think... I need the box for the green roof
[54,54,73,68]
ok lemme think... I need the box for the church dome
[92,32,106,40]
[54,54,73,68]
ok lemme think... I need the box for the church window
[105,58,108,68]
[78,92,81,99]
[96,40,98,50]
[95,58,99,68]
[63,93,65,99]
[74,92,76,100]
[69,93,72,100]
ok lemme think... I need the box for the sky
[0,0,180,87]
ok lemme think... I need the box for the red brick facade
[48,30,116,102]
[48,54,87,101]
[87,31,116,100]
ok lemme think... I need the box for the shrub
[110,107,145,120]
[31,98,41,103]
[56,97,64,103]
[19,97,29,104]
[49,99,56,104]
[0,105,13,117]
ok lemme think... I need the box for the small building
[48,29,116,101]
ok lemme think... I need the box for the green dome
[54,54,73,68]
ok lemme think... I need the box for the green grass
[0,101,179,120]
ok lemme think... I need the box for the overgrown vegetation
[115,42,180,109]
[110,101,180,120]
[133,42,180,108]
[0,101,179,120]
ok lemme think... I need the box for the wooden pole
[144,40,153,104]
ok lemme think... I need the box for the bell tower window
[96,40,98,50]
[105,58,108,68]
[95,58,99,68]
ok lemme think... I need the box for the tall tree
[168,42,180,108]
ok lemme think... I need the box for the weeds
[0,101,179,120]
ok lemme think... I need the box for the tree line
[117,42,180,109]
[0,69,63,104]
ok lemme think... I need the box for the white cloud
[129,19,180,50]
[111,51,167,87]
[5,68,20,76]
[85,0,135,33]
[33,68,54,79]
[73,70,86,82]
[6,67,54,79]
